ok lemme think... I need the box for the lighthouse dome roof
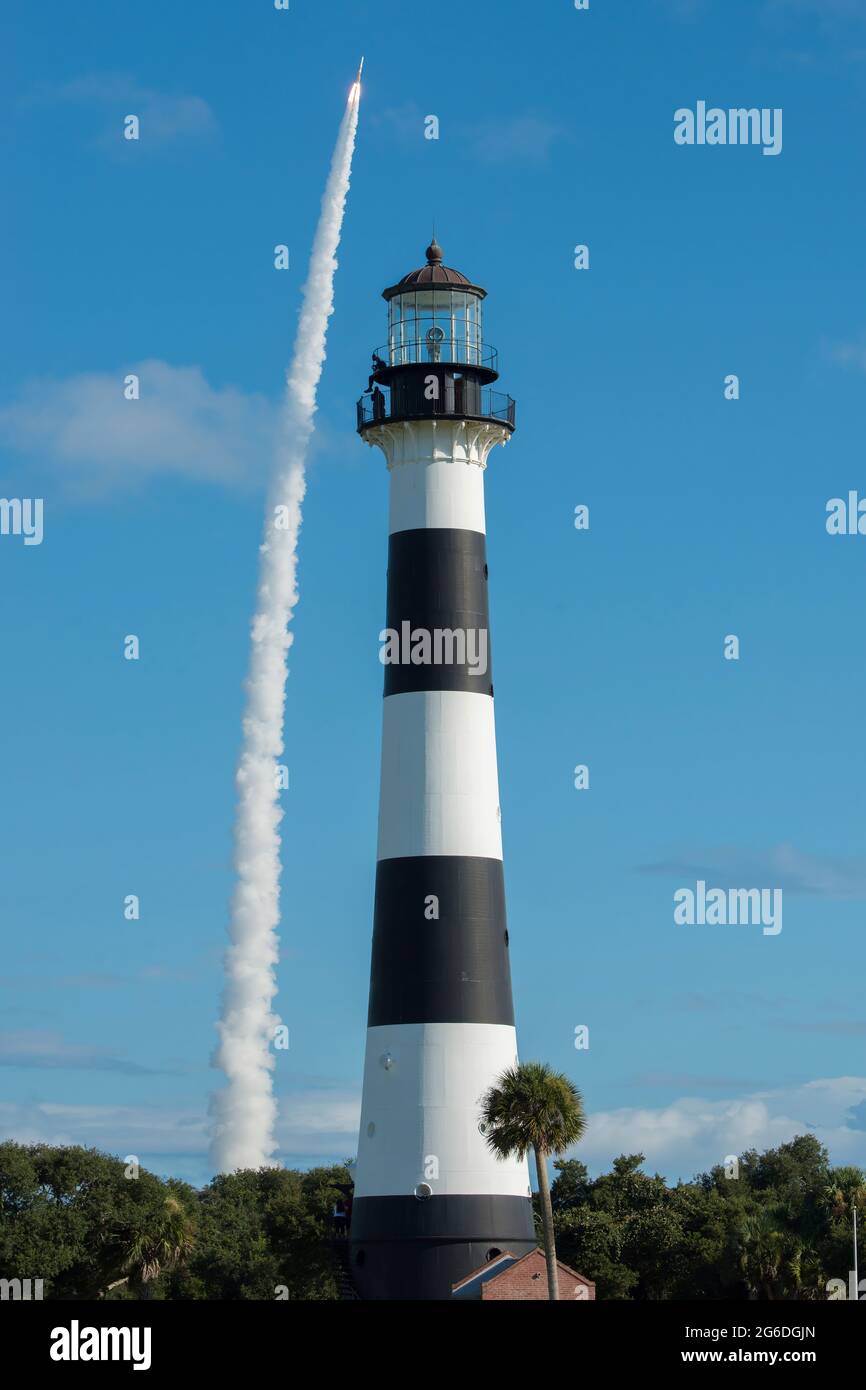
[382,239,487,300]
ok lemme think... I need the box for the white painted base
[353,1022,529,1199]
[377,690,503,861]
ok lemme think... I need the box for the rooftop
[383,239,487,301]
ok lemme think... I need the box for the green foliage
[168,1164,350,1300]
[2,1134,860,1300]
[0,1143,349,1301]
[0,1143,195,1299]
[549,1135,863,1300]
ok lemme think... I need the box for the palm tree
[105,1195,196,1298]
[821,1169,866,1224]
[480,1062,586,1301]
[737,1206,802,1300]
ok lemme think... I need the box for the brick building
[452,1248,596,1301]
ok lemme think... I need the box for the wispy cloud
[0,973,126,991]
[780,1019,866,1037]
[827,337,866,374]
[0,1100,209,1154]
[3,1079,863,1182]
[0,1030,178,1077]
[27,72,217,147]
[0,360,277,497]
[370,103,567,167]
[574,1077,866,1180]
[632,990,798,1015]
[630,1071,772,1090]
[462,113,567,167]
[656,0,712,19]
[369,101,425,143]
[0,1085,360,1162]
[760,0,866,65]
[764,0,866,24]
[637,843,866,899]
[273,1088,361,1155]
[630,992,866,1045]
[0,961,212,991]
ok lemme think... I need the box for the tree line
[1,1133,861,1299]
[0,1143,348,1300]
[550,1135,864,1300]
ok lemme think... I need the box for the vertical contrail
[210,78,361,1173]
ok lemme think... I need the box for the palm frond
[479,1062,587,1162]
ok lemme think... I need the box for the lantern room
[384,239,486,367]
[357,239,514,433]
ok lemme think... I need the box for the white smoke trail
[210,83,361,1173]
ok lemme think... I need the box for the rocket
[355,56,365,85]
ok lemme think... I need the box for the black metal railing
[357,385,515,431]
[371,338,499,371]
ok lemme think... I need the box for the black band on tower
[350,1195,536,1301]
[368,856,514,1027]
[383,528,492,696]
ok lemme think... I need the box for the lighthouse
[349,240,536,1300]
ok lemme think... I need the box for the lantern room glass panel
[387,289,485,366]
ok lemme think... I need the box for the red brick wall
[481,1251,596,1300]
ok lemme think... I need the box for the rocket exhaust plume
[210,77,361,1173]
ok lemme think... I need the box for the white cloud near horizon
[3,1077,865,1184]
[0,1087,361,1161]
[572,1077,866,1181]
[0,360,278,497]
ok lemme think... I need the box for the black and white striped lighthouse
[349,241,536,1300]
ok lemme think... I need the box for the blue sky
[2,0,865,1188]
